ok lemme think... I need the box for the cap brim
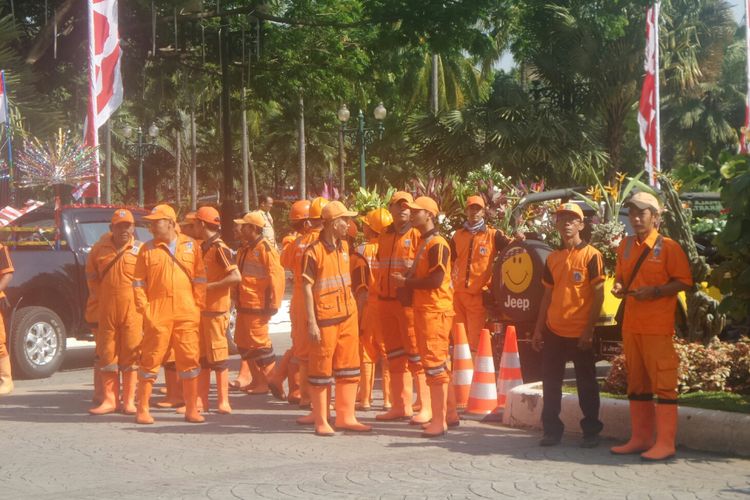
[555,209,583,220]
[625,200,658,211]
[233,218,247,225]
[390,196,410,205]
[143,214,170,221]
[467,202,485,209]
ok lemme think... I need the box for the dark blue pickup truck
[1,205,150,379]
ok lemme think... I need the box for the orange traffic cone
[494,324,523,411]
[450,322,473,409]
[465,328,497,415]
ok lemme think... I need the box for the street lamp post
[338,102,386,189]
[123,123,160,207]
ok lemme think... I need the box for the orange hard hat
[362,207,393,234]
[309,197,329,219]
[290,199,311,221]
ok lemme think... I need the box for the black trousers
[541,327,603,438]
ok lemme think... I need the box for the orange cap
[233,211,265,227]
[389,191,413,206]
[361,207,393,234]
[111,209,134,225]
[625,192,661,212]
[290,199,311,221]
[309,197,329,219]
[555,202,584,221]
[195,206,221,226]
[406,196,439,217]
[322,201,358,221]
[466,195,485,208]
[143,204,177,222]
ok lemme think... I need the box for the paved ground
[2,329,749,500]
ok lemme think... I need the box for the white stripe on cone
[474,356,494,374]
[469,382,496,399]
[499,353,521,369]
[454,343,471,360]
[452,369,473,386]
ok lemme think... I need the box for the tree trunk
[241,88,250,212]
[175,127,181,208]
[431,53,439,115]
[104,120,111,204]
[298,94,306,199]
[190,108,197,211]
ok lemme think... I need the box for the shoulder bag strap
[98,244,132,281]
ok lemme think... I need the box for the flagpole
[654,1,661,184]
[2,71,14,205]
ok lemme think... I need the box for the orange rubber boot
[446,380,460,427]
[230,359,252,390]
[287,360,301,404]
[422,382,448,437]
[298,363,311,408]
[311,385,335,436]
[410,372,432,425]
[335,380,372,432]
[381,361,391,409]
[611,400,656,455]
[215,369,232,414]
[89,371,120,415]
[357,362,374,410]
[135,377,155,425]
[157,368,184,408]
[641,404,677,461]
[92,366,103,405]
[376,368,413,421]
[183,377,206,423]
[295,364,316,425]
[198,369,211,411]
[121,370,137,415]
[263,361,286,400]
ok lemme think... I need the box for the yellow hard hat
[362,207,394,234]
[309,197,329,219]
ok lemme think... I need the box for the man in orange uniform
[375,192,430,425]
[193,206,241,414]
[234,211,286,398]
[610,192,692,461]
[0,241,14,396]
[451,195,512,352]
[531,203,605,448]
[351,208,393,410]
[392,196,456,437]
[283,197,327,421]
[87,209,143,415]
[133,204,207,424]
[302,201,370,436]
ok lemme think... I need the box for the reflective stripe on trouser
[414,309,453,386]
[139,301,201,380]
[623,331,679,402]
[378,299,421,374]
[308,312,361,385]
[359,303,384,364]
[0,313,6,358]
[453,291,486,352]
[199,312,230,367]
[235,311,274,365]
[290,286,311,361]
[96,293,143,371]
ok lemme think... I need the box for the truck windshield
[78,222,152,248]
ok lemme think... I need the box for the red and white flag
[637,2,661,187]
[83,0,123,199]
[740,0,750,154]
[0,199,44,226]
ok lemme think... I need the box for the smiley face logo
[501,247,533,294]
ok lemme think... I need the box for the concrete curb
[502,382,750,457]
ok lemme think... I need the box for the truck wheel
[225,305,238,355]
[9,306,66,379]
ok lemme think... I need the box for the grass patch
[562,383,750,414]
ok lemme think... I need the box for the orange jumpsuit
[0,244,13,359]
[133,234,207,381]
[409,230,454,385]
[199,235,237,369]
[616,230,692,402]
[450,225,510,351]
[86,234,143,371]
[375,224,421,375]
[236,235,285,365]
[351,240,383,363]
[282,228,321,363]
[302,239,360,384]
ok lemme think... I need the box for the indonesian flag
[740,0,750,154]
[83,0,123,199]
[637,2,661,187]
[0,71,8,125]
